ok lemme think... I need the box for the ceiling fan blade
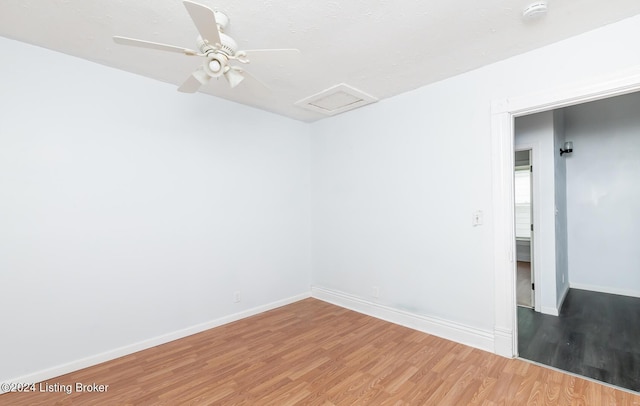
[239,49,301,65]
[183,0,222,47]
[178,69,210,93]
[230,67,271,95]
[113,36,199,56]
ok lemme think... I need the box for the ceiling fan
[113,0,300,93]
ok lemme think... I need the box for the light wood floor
[2,298,639,405]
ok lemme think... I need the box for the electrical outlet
[372,286,379,298]
[234,291,241,303]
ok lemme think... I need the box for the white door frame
[491,66,640,358]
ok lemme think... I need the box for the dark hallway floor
[518,288,640,392]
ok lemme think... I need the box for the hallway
[518,289,640,392]
[516,261,532,308]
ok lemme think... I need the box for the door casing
[491,67,640,358]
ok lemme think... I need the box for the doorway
[513,91,640,392]
[514,149,533,308]
[490,68,640,360]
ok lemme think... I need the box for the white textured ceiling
[2,1,640,121]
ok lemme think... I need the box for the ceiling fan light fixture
[203,54,227,77]
[224,68,245,88]
[208,60,222,72]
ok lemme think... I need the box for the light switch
[473,210,483,226]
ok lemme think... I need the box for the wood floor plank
[1,298,639,405]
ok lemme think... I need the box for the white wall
[310,13,640,336]
[515,111,558,315]
[310,90,494,330]
[0,38,311,382]
[564,91,640,297]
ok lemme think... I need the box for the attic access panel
[295,84,378,116]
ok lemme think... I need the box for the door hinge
[531,224,533,231]
[532,283,535,290]
[530,165,533,172]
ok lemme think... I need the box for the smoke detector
[523,2,548,19]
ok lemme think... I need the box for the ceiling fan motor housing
[213,11,229,31]
[197,32,238,57]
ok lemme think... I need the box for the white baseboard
[570,283,640,298]
[311,286,494,353]
[539,284,570,317]
[1,292,310,394]
[540,306,559,316]
[557,284,570,312]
